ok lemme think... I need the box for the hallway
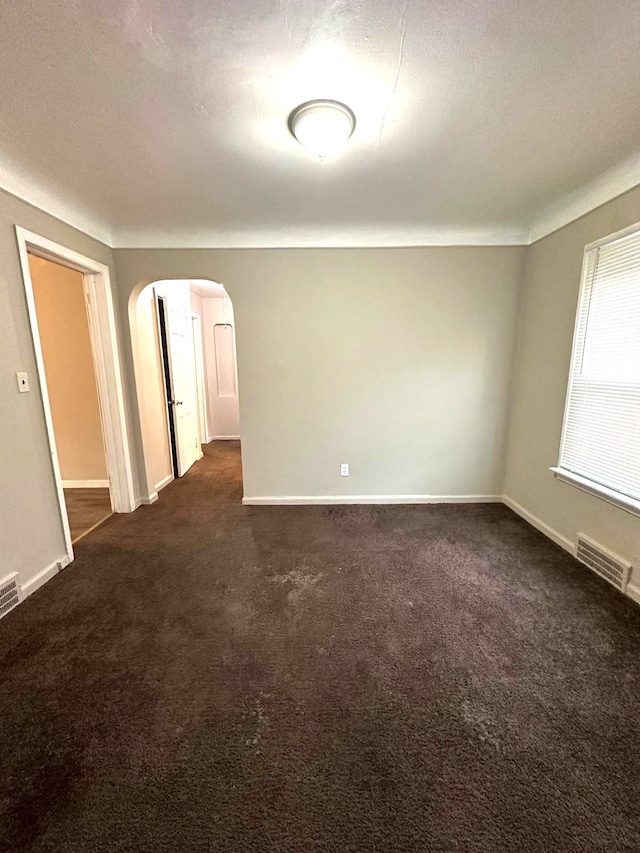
[1,441,640,852]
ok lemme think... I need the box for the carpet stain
[460,697,503,752]
[243,695,271,755]
[269,568,324,605]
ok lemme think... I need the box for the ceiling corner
[528,150,640,244]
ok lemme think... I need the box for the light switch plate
[16,372,30,392]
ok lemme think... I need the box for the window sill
[550,468,640,518]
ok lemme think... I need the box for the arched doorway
[129,278,240,503]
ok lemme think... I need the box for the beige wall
[504,185,640,589]
[117,247,525,501]
[30,256,107,482]
[0,188,131,595]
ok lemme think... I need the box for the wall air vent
[0,573,21,619]
[576,535,631,592]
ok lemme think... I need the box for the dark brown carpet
[2,441,640,852]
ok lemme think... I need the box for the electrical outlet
[340,463,349,477]
[16,372,29,392]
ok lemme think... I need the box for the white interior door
[191,314,209,445]
[160,284,201,476]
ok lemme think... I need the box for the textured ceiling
[0,0,639,246]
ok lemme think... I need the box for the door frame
[16,227,136,563]
[191,312,209,447]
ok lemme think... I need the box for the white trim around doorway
[16,227,136,566]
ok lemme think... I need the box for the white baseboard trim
[210,435,241,441]
[503,495,639,607]
[502,495,573,553]
[21,554,72,600]
[626,583,640,605]
[242,494,502,506]
[154,474,173,493]
[62,479,110,489]
[135,492,158,508]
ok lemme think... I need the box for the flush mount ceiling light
[288,100,356,160]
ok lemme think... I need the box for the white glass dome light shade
[289,100,356,160]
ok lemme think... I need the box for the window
[552,224,640,515]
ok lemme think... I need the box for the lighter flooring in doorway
[2,441,640,852]
[63,487,112,543]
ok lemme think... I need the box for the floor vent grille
[576,535,631,592]
[0,573,21,619]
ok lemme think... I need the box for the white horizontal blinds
[560,230,640,501]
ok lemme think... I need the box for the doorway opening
[129,279,241,502]
[17,228,136,567]
[29,255,112,542]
